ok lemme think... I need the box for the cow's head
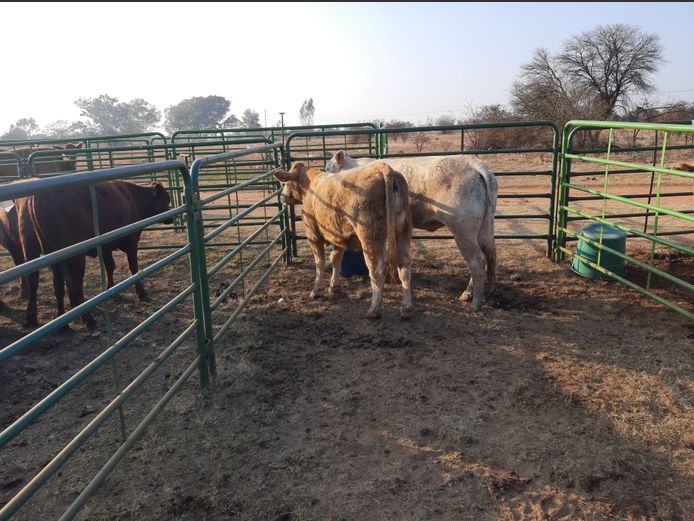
[150,182,173,224]
[324,150,345,173]
[274,162,309,204]
[60,142,83,171]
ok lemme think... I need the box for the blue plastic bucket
[326,245,369,277]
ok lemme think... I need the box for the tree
[1,118,40,140]
[75,94,161,135]
[241,109,261,129]
[299,98,315,126]
[41,120,98,138]
[434,114,456,133]
[222,114,241,128]
[385,119,413,142]
[510,24,664,123]
[559,24,663,117]
[164,95,231,133]
[414,132,431,152]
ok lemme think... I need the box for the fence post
[182,171,215,387]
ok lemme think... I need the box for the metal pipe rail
[171,122,378,143]
[0,131,168,149]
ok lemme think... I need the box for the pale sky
[2,2,693,133]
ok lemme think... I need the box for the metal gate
[555,120,693,320]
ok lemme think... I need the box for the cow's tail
[477,163,498,293]
[382,165,410,271]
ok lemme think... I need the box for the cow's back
[306,164,391,248]
[380,155,490,228]
[30,181,141,253]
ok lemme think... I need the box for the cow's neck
[123,182,153,218]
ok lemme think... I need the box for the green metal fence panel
[190,144,289,380]
[0,132,167,150]
[0,143,291,518]
[0,160,218,520]
[285,121,560,257]
[0,152,24,181]
[555,120,694,321]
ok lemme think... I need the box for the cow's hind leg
[309,241,326,299]
[125,243,147,301]
[327,246,345,296]
[396,238,413,319]
[51,263,72,333]
[361,242,386,319]
[450,224,486,311]
[65,256,96,329]
[104,250,116,289]
[20,228,41,328]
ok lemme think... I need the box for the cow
[326,151,497,311]
[673,162,694,172]
[274,161,413,318]
[0,143,82,178]
[17,180,171,329]
[0,145,84,311]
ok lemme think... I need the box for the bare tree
[510,24,664,124]
[559,24,664,117]
[434,114,456,134]
[299,99,315,126]
[385,119,412,142]
[414,132,431,152]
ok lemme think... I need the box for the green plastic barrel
[571,223,627,280]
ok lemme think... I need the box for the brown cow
[18,180,171,329]
[0,146,83,310]
[274,161,413,318]
[673,162,694,172]
[0,143,82,178]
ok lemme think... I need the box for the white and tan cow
[274,161,413,318]
[326,151,497,311]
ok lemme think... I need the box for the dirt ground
[1,237,693,521]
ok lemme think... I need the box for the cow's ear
[274,169,297,182]
[335,150,344,167]
[152,182,165,196]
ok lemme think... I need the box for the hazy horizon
[2,2,693,134]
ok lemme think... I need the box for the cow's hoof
[467,302,482,312]
[400,307,412,320]
[137,292,149,302]
[309,291,321,299]
[365,310,381,320]
[23,316,38,328]
[459,291,473,302]
[83,317,98,330]
[58,324,74,334]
